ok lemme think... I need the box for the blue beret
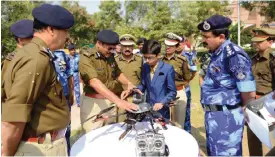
[32,4,74,29]
[10,19,33,38]
[68,44,75,50]
[197,15,232,32]
[97,30,119,45]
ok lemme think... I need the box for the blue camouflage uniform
[198,15,256,156]
[69,53,80,106]
[53,50,73,155]
[182,50,197,133]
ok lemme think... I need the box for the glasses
[143,56,156,61]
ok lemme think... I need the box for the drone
[83,91,179,157]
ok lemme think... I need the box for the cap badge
[203,21,211,31]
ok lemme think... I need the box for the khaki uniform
[115,54,142,122]
[252,48,274,95]
[79,47,121,133]
[162,54,191,126]
[2,37,69,156]
[1,50,17,103]
[248,48,275,156]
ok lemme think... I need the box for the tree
[93,1,122,30]
[61,1,97,47]
[230,23,253,47]
[242,1,275,22]
[1,1,44,57]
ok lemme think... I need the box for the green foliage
[230,23,253,46]
[242,1,275,22]
[93,1,122,30]
[1,1,44,57]
[61,1,97,47]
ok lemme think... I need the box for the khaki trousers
[170,89,187,128]
[80,95,117,133]
[15,134,67,156]
[247,125,275,156]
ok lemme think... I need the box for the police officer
[79,30,138,133]
[1,3,74,156]
[68,44,81,107]
[162,32,191,128]
[199,52,212,85]
[179,38,198,133]
[115,43,122,56]
[248,28,275,156]
[53,49,74,155]
[115,34,143,122]
[198,15,256,156]
[115,34,143,88]
[1,19,33,101]
[135,37,146,56]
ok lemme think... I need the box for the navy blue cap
[197,15,232,32]
[10,19,33,38]
[96,30,119,45]
[68,44,75,50]
[32,4,74,29]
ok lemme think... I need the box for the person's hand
[121,89,132,100]
[127,83,136,91]
[69,92,74,106]
[121,88,143,100]
[243,106,249,123]
[153,103,164,111]
[117,100,138,112]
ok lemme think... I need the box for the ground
[70,73,250,156]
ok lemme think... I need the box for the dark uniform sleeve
[228,54,256,92]
[2,57,49,122]
[79,54,98,83]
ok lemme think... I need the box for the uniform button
[32,81,35,83]
[36,73,40,76]
[54,93,57,95]
[29,72,32,75]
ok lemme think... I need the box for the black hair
[211,28,230,39]
[14,36,19,43]
[137,37,146,45]
[33,18,49,32]
[141,39,161,55]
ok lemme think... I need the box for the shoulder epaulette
[5,51,16,61]
[176,54,187,62]
[81,47,94,58]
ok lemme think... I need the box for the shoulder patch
[5,51,16,61]
[176,54,187,62]
[81,47,94,58]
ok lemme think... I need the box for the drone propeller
[83,105,120,123]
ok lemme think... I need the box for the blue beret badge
[203,21,211,31]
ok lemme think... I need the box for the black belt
[203,103,241,112]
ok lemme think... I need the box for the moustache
[124,50,131,53]
[202,42,208,47]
